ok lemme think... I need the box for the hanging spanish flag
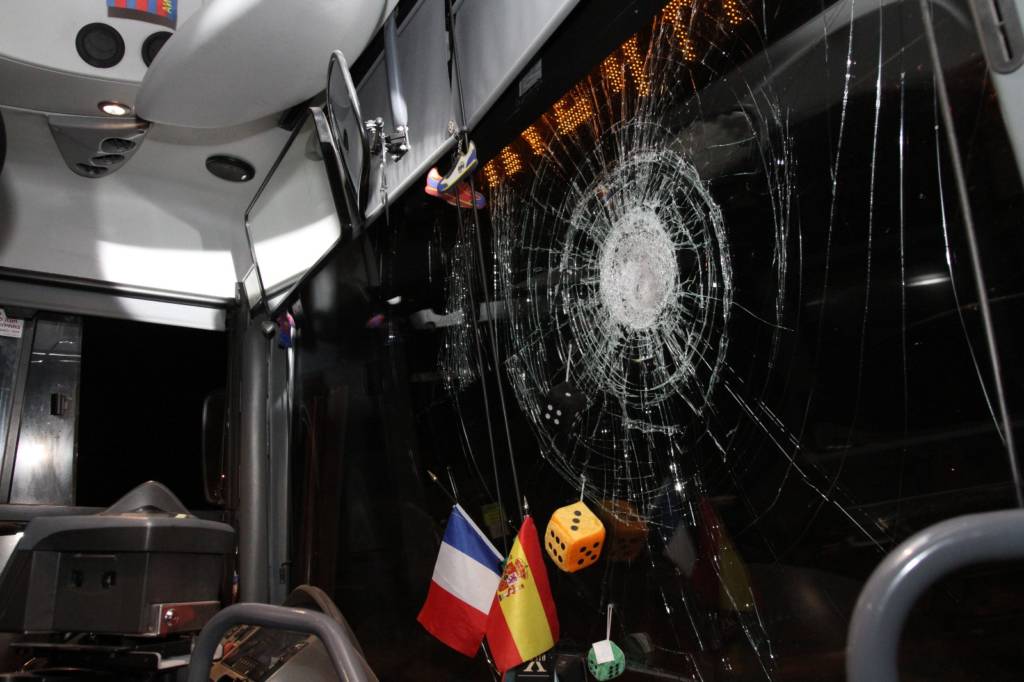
[485,516,559,673]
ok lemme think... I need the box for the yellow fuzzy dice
[544,501,606,572]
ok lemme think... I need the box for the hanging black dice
[543,381,588,428]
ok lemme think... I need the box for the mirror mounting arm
[363,10,411,165]
[365,117,409,163]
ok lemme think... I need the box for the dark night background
[76,317,226,510]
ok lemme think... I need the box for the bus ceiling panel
[135,0,399,129]
[0,2,206,117]
[0,158,243,301]
[0,108,287,301]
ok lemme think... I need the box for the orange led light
[522,125,546,156]
[622,36,650,96]
[722,0,744,25]
[483,159,501,188]
[485,0,748,190]
[553,87,593,135]
[660,0,691,21]
[668,18,697,61]
[601,53,626,93]
[500,147,523,176]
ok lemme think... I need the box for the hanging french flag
[107,0,178,29]
[418,505,504,656]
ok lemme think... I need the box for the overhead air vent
[48,115,149,179]
[75,163,109,177]
[90,154,125,167]
[100,138,137,154]
[76,23,125,69]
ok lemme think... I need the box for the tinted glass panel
[291,1,1024,680]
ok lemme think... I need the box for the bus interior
[1,0,1024,680]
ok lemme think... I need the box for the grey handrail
[187,603,376,682]
[384,11,408,133]
[846,509,1024,682]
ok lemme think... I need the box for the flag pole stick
[446,465,461,503]
[427,469,458,505]
[480,641,501,681]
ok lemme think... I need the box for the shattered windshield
[437,0,1024,678]
[297,1,1024,680]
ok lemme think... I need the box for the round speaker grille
[142,31,173,67]
[76,23,125,68]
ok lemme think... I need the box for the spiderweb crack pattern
[487,8,797,677]
[437,220,478,393]
[476,1,982,677]
[559,131,731,413]
[492,33,760,522]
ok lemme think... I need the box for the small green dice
[586,639,625,680]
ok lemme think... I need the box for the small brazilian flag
[107,0,177,29]
[485,516,560,673]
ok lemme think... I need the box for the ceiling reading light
[99,101,132,117]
